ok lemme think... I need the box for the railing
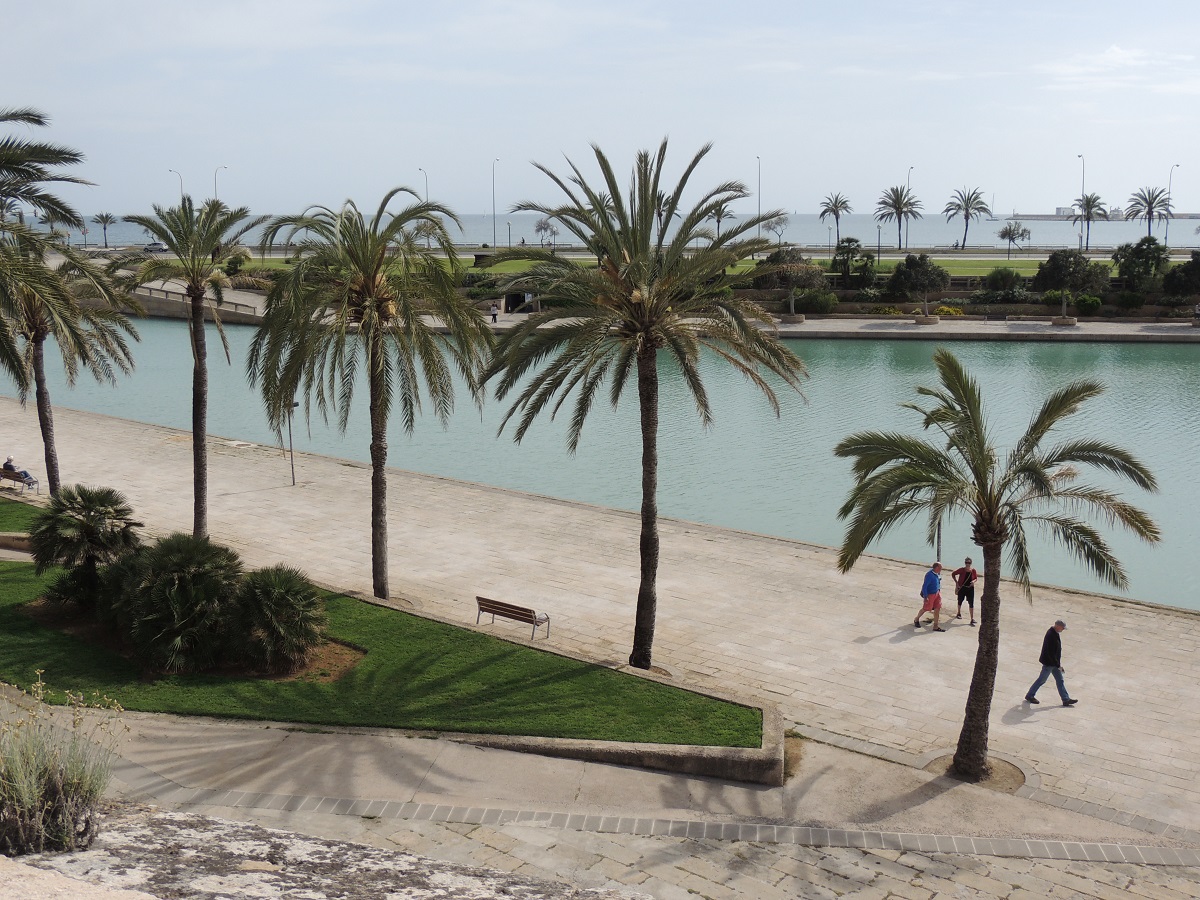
[134,285,259,317]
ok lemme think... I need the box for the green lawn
[0,561,760,747]
[0,495,38,532]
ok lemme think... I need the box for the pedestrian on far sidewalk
[952,557,979,626]
[914,562,945,632]
[490,301,499,324]
[1025,619,1077,707]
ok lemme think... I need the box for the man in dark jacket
[1024,620,1077,707]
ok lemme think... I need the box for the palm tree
[92,212,116,249]
[0,107,88,228]
[247,189,492,601]
[29,484,143,607]
[484,140,808,670]
[835,348,1158,780]
[123,197,269,538]
[818,192,852,244]
[707,200,736,239]
[998,220,1030,259]
[874,186,922,251]
[1070,193,1107,251]
[943,187,990,248]
[1125,187,1172,237]
[0,226,139,494]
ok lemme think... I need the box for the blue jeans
[1026,665,1070,702]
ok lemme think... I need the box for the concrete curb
[0,531,31,552]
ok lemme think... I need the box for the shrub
[29,485,142,611]
[125,533,246,674]
[1115,291,1146,311]
[752,248,824,290]
[1163,250,1200,298]
[0,674,121,856]
[971,286,1033,305]
[239,566,328,674]
[934,305,964,316]
[985,267,1022,291]
[855,286,883,304]
[465,283,501,302]
[1041,289,1068,308]
[792,289,839,315]
[1075,294,1103,316]
[869,305,904,315]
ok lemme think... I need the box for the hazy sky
[11,0,1200,217]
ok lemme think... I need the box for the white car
[144,242,168,253]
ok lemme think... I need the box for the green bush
[984,267,1022,291]
[792,289,839,315]
[869,305,904,315]
[855,286,883,304]
[1075,294,1103,316]
[239,566,328,674]
[0,675,120,855]
[970,286,1033,305]
[1115,291,1146,311]
[125,533,246,674]
[934,305,964,316]
[1041,289,1068,308]
[465,284,501,302]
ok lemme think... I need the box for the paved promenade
[3,395,1200,897]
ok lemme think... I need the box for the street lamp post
[877,223,881,262]
[491,158,500,249]
[287,401,299,486]
[418,167,428,201]
[507,221,511,248]
[827,225,832,258]
[213,165,227,201]
[905,166,914,249]
[1166,163,1180,246]
[168,169,184,201]
[756,155,761,244]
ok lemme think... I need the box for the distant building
[1055,206,1075,216]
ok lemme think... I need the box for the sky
[9,0,1200,218]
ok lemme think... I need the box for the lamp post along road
[418,167,428,201]
[491,158,499,249]
[1166,163,1180,246]
[507,221,511,248]
[905,165,913,249]
[213,165,227,201]
[877,223,881,262]
[287,401,299,486]
[756,155,761,245]
[169,169,183,201]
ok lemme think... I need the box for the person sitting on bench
[3,456,35,484]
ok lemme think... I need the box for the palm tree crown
[1071,194,1108,251]
[484,140,808,669]
[1124,187,1172,237]
[123,196,269,538]
[835,348,1158,779]
[874,186,922,250]
[0,107,89,227]
[248,188,493,601]
[942,187,990,248]
[818,192,852,244]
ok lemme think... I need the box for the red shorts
[920,592,943,613]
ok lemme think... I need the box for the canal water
[3,319,1196,609]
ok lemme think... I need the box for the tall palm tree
[1124,187,1172,236]
[0,107,88,228]
[0,227,139,494]
[484,140,808,670]
[818,192,852,244]
[92,212,116,249]
[1070,193,1108,251]
[835,348,1158,780]
[707,200,736,239]
[247,189,492,601]
[874,186,922,251]
[943,187,990,248]
[123,197,269,538]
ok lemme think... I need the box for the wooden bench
[0,469,38,493]
[475,596,550,639]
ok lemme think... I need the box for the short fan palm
[484,140,808,670]
[835,348,1158,780]
[248,189,493,601]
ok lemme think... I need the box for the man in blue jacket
[914,562,945,632]
[1024,620,1077,707]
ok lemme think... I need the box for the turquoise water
[3,319,1196,608]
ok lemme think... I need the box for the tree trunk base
[913,315,940,325]
[778,314,805,325]
[1051,316,1077,326]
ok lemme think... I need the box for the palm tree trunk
[368,330,390,601]
[835,219,840,244]
[962,219,969,248]
[1085,219,1091,251]
[32,333,61,495]
[896,221,902,250]
[628,344,660,670]
[188,287,209,538]
[950,541,1003,780]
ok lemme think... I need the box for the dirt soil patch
[922,753,1026,794]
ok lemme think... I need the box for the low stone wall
[0,531,31,552]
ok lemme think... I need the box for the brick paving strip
[109,755,1200,868]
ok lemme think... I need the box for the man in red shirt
[951,557,980,626]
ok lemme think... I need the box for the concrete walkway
[3,396,1200,897]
